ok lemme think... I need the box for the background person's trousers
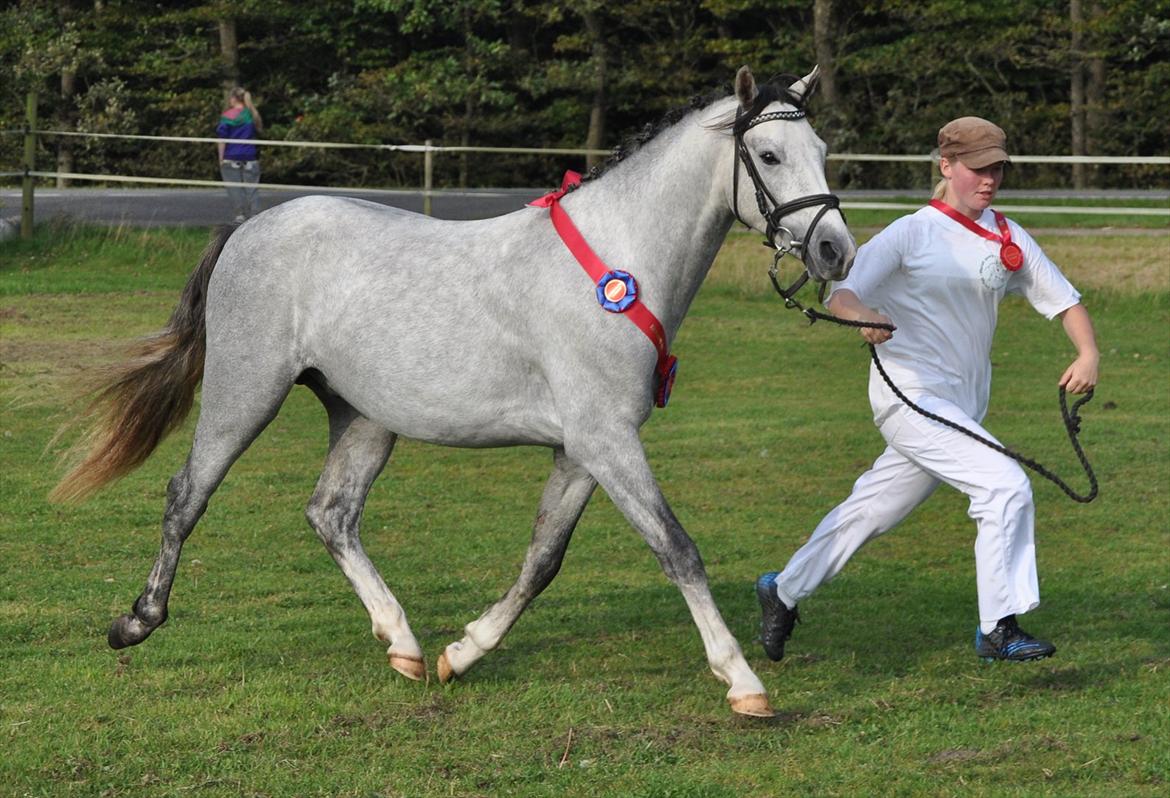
[773,396,1040,631]
[220,159,261,219]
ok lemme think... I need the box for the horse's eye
[759,151,780,165]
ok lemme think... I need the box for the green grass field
[1,222,1168,797]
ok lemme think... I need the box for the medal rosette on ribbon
[597,270,639,313]
[530,172,679,407]
[999,239,1024,271]
[929,199,1025,272]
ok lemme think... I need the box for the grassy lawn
[1,222,1168,797]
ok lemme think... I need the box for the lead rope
[771,265,1099,503]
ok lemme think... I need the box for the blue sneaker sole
[979,652,1054,663]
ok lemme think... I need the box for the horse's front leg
[438,448,597,682]
[568,424,774,718]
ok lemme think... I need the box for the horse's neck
[563,112,735,334]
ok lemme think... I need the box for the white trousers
[773,396,1040,631]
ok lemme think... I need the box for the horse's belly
[375,397,565,449]
[314,353,565,448]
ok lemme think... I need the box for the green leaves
[1,0,1166,190]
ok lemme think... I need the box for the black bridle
[732,105,842,303]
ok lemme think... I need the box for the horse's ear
[735,66,758,110]
[790,66,821,104]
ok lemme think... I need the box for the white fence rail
[15,128,1170,165]
[5,124,1168,237]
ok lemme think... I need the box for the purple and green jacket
[217,107,259,161]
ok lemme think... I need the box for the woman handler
[756,117,1099,662]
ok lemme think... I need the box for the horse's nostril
[819,239,842,265]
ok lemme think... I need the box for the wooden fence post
[21,90,37,240]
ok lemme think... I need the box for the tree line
[2,0,1166,192]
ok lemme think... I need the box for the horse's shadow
[99,551,1164,709]
[401,570,1162,696]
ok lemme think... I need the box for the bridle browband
[731,100,842,306]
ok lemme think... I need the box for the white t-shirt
[830,205,1082,425]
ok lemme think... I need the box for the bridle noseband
[732,103,842,306]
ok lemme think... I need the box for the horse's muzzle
[807,228,856,283]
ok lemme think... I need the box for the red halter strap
[929,199,1024,271]
[530,171,678,407]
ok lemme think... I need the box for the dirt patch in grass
[0,336,123,370]
[0,294,163,407]
[0,337,126,409]
[1036,232,1170,294]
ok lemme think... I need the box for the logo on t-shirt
[978,254,1010,290]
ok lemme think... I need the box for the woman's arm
[826,289,895,345]
[244,91,263,133]
[1057,303,1099,394]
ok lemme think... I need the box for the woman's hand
[1059,354,1099,394]
[826,289,895,345]
[857,310,895,345]
[1058,304,1099,394]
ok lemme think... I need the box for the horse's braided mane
[576,74,807,187]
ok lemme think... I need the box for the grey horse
[54,66,855,717]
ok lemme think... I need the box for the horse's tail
[50,226,236,503]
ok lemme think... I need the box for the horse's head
[729,66,855,284]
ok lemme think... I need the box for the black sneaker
[757,572,799,661]
[975,615,1056,662]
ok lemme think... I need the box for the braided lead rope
[777,285,1099,503]
[868,348,1098,503]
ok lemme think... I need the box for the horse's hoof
[107,618,132,650]
[107,614,149,650]
[729,693,775,718]
[388,652,427,682]
[437,651,456,684]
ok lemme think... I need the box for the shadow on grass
[68,528,1167,714]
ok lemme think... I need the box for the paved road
[3,186,1166,228]
[0,186,545,227]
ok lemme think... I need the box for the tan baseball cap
[937,117,1010,168]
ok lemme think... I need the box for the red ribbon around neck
[929,199,1024,271]
[530,171,678,407]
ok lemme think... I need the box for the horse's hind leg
[438,448,597,682]
[304,390,425,681]
[108,372,291,649]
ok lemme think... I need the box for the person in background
[755,117,1099,664]
[216,87,263,223]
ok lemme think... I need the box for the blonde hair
[931,155,950,200]
[226,87,262,132]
